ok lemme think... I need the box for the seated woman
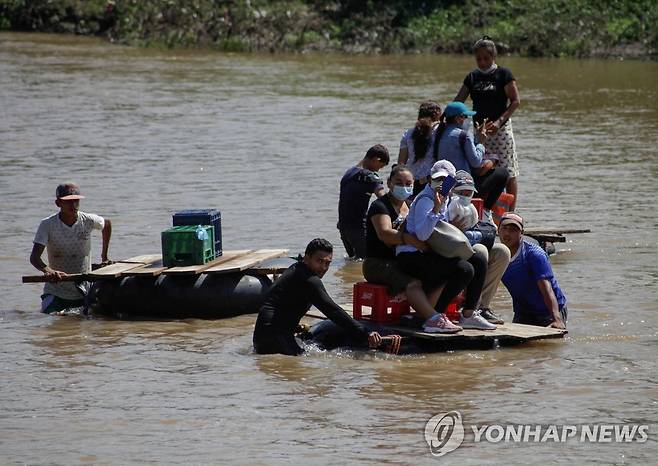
[362,164,453,333]
[436,101,509,225]
[398,101,442,196]
[444,171,510,324]
[396,160,495,330]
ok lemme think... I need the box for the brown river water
[1,32,657,464]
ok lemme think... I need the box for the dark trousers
[253,333,304,356]
[397,251,473,314]
[338,225,367,259]
[474,167,509,210]
[513,306,568,327]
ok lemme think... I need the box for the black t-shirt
[338,166,383,230]
[366,194,404,260]
[253,261,368,344]
[464,66,515,124]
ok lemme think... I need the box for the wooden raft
[524,227,591,245]
[306,307,566,347]
[22,249,290,283]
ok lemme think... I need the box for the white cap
[430,160,456,180]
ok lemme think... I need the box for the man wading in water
[253,238,399,355]
[29,183,112,314]
[498,213,567,329]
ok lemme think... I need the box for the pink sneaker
[423,313,463,334]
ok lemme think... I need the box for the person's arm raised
[398,147,409,165]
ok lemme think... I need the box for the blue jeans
[513,306,568,327]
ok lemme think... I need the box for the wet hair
[432,113,449,161]
[387,164,412,182]
[365,144,390,164]
[412,101,441,162]
[474,35,497,58]
[305,238,333,256]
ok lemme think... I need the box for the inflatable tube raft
[89,272,273,319]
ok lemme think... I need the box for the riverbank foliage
[1,0,656,58]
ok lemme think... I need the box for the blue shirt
[437,124,485,174]
[396,184,446,254]
[502,239,567,320]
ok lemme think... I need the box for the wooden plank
[306,307,566,342]
[249,266,290,275]
[23,254,162,283]
[22,273,86,283]
[88,261,148,279]
[121,259,167,277]
[118,254,162,264]
[162,250,254,276]
[204,249,289,274]
[524,228,591,235]
[525,233,567,243]
[249,256,294,275]
[382,322,566,341]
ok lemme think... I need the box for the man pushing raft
[29,183,112,315]
[253,238,401,356]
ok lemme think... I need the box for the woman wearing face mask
[395,160,496,331]
[398,101,443,197]
[445,171,510,325]
[363,165,456,333]
[436,101,509,226]
[454,36,520,211]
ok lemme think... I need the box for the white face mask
[461,118,473,133]
[456,193,473,206]
[479,63,498,74]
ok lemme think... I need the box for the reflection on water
[1,32,657,463]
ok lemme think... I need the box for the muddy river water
[1,32,657,464]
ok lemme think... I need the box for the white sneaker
[423,313,462,334]
[460,310,497,330]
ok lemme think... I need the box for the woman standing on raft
[454,36,521,210]
[398,101,442,197]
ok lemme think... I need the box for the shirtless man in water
[253,238,387,356]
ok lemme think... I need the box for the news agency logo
[424,411,465,457]
[424,411,649,457]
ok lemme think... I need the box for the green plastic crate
[161,225,215,267]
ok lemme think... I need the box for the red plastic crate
[445,293,465,323]
[471,197,484,220]
[352,282,411,323]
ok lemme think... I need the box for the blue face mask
[392,185,413,201]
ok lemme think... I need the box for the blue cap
[444,101,477,118]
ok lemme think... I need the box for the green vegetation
[1,0,656,58]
